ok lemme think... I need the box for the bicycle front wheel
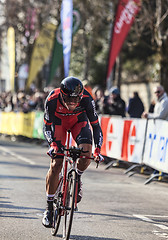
[51,198,61,236]
[63,170,77,240]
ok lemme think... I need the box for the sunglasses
[62,93,82,104]
[154,91,161,94]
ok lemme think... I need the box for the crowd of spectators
[3,84,168,121]
[93,86,126,117]
[0,89,49,113]
[0,85,144,118]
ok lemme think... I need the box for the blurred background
[0,0,168,110]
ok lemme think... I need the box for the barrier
[143,119,168,173]
[101,116,123,159]
[100,116,168,177]
[0,111,168,177]
[0,111,37,138]
[32,112,45,139]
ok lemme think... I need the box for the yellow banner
[20,112,35,138]
[0,112,22,135]
[0,112,35,138]
[7,27,15,92]
[26,23,56,89]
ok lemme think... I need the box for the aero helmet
[60,76,84,103]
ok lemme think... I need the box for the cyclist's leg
[46,157,64,195]
[43,125,66,228]
[46,124,67,195]
[77,143,92,170]
[71,120,92,170]
[71,121,92,203]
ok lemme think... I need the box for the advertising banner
[0,112,1,132]
[1,113,168,175]
[61,0,73,77]
[1,33,10,91]
[48,9,81,85]
[0,112,22,135]
[20,112,35,138]
[143,119,168,173]
[26,23,56,89]
[106,0,141,86]
[33,111,45,139]
[7,27,15,92]
[121,118,147,163]
[101,116,123,159]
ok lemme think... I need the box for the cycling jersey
[43,88,103,150]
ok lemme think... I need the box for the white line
[133,214,154,222]
[134,214,168,231]
[146,215,168,218]
[153,230,168,238]
[154,224,168,230]
[0,146,35,165]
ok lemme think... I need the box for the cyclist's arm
[85,97,103,148]
[43,100,55,146]
[91,121,103,149]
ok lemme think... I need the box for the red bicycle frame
[62,131,71,208]
[59,130,96,213]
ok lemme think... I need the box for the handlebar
[50,146,99,168]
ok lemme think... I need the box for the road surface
[1,136,168,240]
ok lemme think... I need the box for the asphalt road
[1,136,168,240]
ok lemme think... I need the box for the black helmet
[60,76,84,103]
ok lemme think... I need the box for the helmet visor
[61,91,83,104]
[64,95,81,103]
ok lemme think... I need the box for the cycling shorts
[53,119,92,149]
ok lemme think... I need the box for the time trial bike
[51,131,97,240]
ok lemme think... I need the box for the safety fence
[0,111,168,176]
[100,115,168,180]
[0,111,44,140]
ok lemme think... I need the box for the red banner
[106,0,141,83]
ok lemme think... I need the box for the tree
[71,0,114,87]
[123,0,168,92]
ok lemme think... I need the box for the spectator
[104,86,126,117]
[142,85,168,120]
[94,88,105,114]
[127,91,144,118]
[148,99,155,113]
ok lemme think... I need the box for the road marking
[134,214,168,238]
[153,230,168,238]
[0,146,35,165]
[133,214,154,223]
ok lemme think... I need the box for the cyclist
[42,76,104,228]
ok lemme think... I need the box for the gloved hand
[47,142,59,157]
[93,147,104,163]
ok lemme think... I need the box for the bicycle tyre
[51,199,61,236]
[63,170,77,240]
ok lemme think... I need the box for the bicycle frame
[59,131,79,215]
[62,131,71,209]
[52,130,95,238]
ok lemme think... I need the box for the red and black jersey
[43,88,103,149]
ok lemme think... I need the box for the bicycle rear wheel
[63,170,77,240]
[51,198,61,236]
